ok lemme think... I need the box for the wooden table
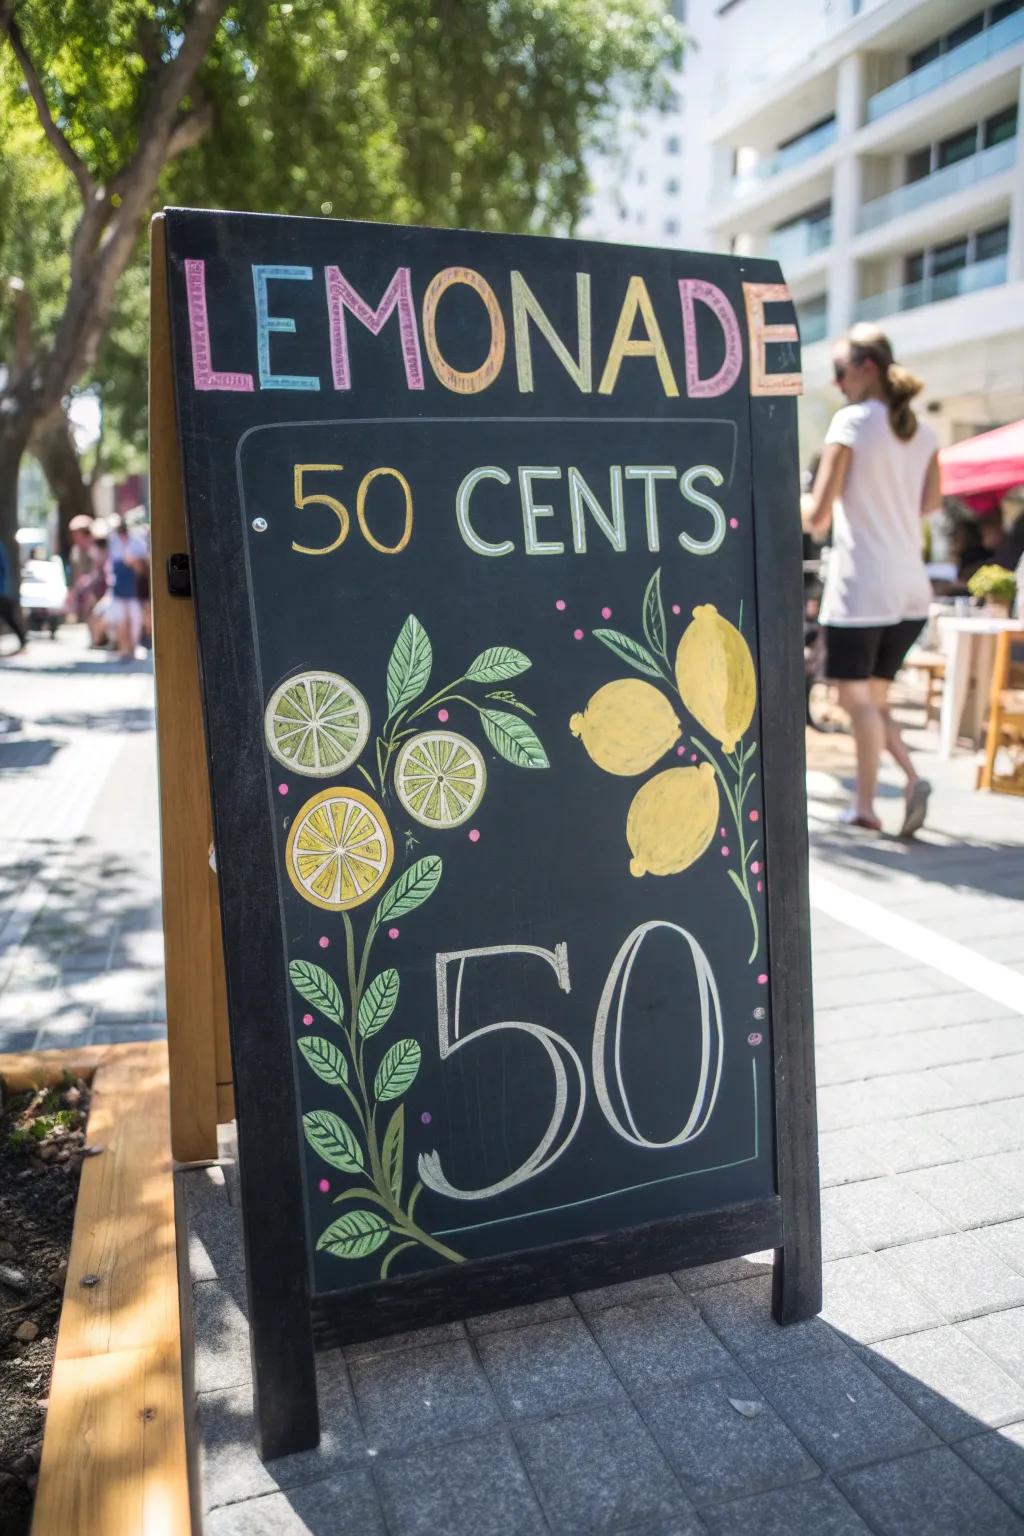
[937,613,1022,758]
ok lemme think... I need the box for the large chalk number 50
[418,923,724,1202]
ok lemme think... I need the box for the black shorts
[824,619,925,682]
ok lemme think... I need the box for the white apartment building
[579,0,717,251]
[704,0,1024,462]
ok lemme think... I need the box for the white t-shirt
[819,399,936,627]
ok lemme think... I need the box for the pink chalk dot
[573,628,584,640]
[421,1111,432,1125]
[318,936,329,950]
[757,972,768,985]
[750,860,761,874]
[278,783,289,796]
[468,828,481,843]
[729,517,739,530]
[749,809,759,823]
[690,753,697,762]
[676,744,686,756]
[555,599,566,611]
[318,1178,330,1193]
[388,926,400,940]
[721,846,730,857]
[302,1013,313,1027]
[671,603,681,616]
[601,606,612,620]
[437,708,449,722]
[748,1032,762,1046]
[757,880,763,893]
[719,827,727,837]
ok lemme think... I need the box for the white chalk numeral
[417,944,586,1201]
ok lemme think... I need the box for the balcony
[859,138,1017,232]
[736,118,838,188]
[797,308,828,345]
[854,253,1008,322]
[866,10,1024,123]
[768,216,832,268]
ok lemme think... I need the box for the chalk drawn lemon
[264,671,369,777]
[626,763,719,878]
[286,787,393,910]
[394,731,486,829]
[569,679,681,776]
[674,605,755,755]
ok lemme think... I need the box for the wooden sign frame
[149,211,820,1462]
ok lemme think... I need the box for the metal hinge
[166,552,192,599]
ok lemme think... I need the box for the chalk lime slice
[265,671,369,777]
[394,731,486,829]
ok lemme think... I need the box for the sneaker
[899,779,931,839]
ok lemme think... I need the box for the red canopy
[939,419,1024,506]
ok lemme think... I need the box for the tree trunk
[0,404,32,617]
[32,408,94,564]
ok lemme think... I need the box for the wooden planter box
[0,1042,190,1536]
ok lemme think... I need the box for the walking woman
[802,323,942,835]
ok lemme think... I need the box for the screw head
[252,517,268,532]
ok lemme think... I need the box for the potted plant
[967,564,1016,615]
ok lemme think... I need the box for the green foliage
[967,564,1016,603]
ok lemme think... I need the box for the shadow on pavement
[0,738,64,774]
[35,706,155,735]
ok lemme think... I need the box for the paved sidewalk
[0,626,166,1051]
[183,694,1024,1536]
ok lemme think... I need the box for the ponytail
[844,323,923,441]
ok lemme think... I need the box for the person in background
[67,514,101,623]
[106,515,147,661]
[802,322,942,836]
[0,539,27,654]
[87,524,111,648]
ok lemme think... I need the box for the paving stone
[180,1165,245,1284]
[938,1054,1024,1109]
[904,1161,1024,1230]
[476,1316,624,1419]
[193,1279,252,1393]
[838,1444,1024,1535]
[973,1150,1024,1190]
[815,994,1011,1048]
[817,1071,958,1132]
[915,1103,1024,1158]
[466,1296,578,1335]
[814,967,946,1011]
[513,1402,691,1534]
[847,1119,960,1178]
[975,1218,1024,1277]
[92,1021,165,1042]
[957,1422,1024,1519]
[347,1339,499,1450]
[820,1253,943,1344]
[573,1272,679,1313]
[884,1234,1024,1323]
[755,1349,936,1472]
[342,1320,467,1361]
[961,1308,1024,1385]
[638,1370,819,1507]
[0,1028,38,1052]
[673,1254,773,1293]
[824,1178,952,1251]
[31,1020,94,1048]
[819,1199,870,1261]
[695,1275,840,1364]
[205,1468,385,1535]
[700,1477,872,1535]
[586,1296,735,1394]
[860,1324,1024,1441]
[374,1430,546,1536]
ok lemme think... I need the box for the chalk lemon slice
[265,671,369,777]
[286,787,394,911]
[394,731,486,829]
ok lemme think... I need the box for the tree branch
[0,4,94,198]
[166,98,216,162]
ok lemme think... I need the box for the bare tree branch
[0,4,94,198]
[166,98,216,162]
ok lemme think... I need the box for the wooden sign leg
[749,393,823,1325]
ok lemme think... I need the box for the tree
[1,0,679,583]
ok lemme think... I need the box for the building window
[976,221,1010,260]
[937,125,978,168]
[908,2,1022,75]
[932,237,969,277]
[905,251,926,285]
[665,135,681,153]
[664,218,679,236]
[665,176,680,193]
[905,146,931,183]
[984,104,1018,146]
[905,103,1018,186]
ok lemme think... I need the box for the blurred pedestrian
[0,539,27,654]
[802,323,942,836]
[106,515,147,660]
[66,513,103,623]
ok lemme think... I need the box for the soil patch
[0,1075,91,1536]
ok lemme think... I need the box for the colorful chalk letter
[325,267,424,391]
[598,277,679,397]
[678,280,743,399]
[511,271,593,393]
[422,268,506,394]
[184,260,254,392]
[742,282,802,397]
[252,265,320,391]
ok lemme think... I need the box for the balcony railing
[797,309,828,345]
[735,118,838,189]
[768,216,832,268]
[853,253,1008,322]
[858,138,1017,232]
[866,9,1024,123]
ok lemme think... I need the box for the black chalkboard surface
[160,207,819,1459]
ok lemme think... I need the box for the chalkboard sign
[158,207,820,1460]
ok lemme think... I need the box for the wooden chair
[902,647,946,723]
[977,629,1024,795]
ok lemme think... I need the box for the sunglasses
[833,363,847,383]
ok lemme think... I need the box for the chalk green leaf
[289,961,344,1026]
[297,1036,349,1087]
[381,1104,405,1203]
[592,628,662,680]
[387,615,432,716]
[358,969,400,1039]
[374,1039,421,1103]
[303,1109,364,1174]
[316,1209,390,1259]
[643,568,667,659]
[374,856,442,928]
[480,709,549,769]
[466,646,531,683]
